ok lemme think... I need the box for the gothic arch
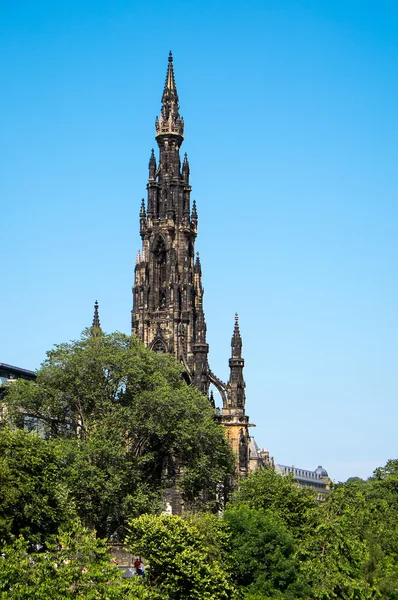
[151,338,167,354]
[208,369,228,406]
[181,370,192,385]
[151,233,168,255]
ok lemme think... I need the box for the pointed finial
[210,390,215,408]
[140,198,146,216]
[182,153,190,180]
[149,149,156,179]
[231,312,242,357]
[191,199,198,220]
[156,52,184,140]
[164,51,177,97]
[136,249,141,265]
[91,300,101,335]
[148,151,156,180]
[194,251,202,274]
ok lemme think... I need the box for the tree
[52,433,162,538]
[0,428,73,546]
[296,475,398,599]
[5,331,235,536]
[230,467,318,536]
[297,484,376,599]
[0,520,159,599]
[223,505,307,599]
[126,513,236,600]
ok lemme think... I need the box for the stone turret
[220,314,252,475]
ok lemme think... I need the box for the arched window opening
[154,236,167,288]
[152,339,167,354]
[159,290,166,309]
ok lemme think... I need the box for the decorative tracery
[152,339,167,354]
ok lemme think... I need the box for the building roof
[314,465,329,477]
[0,362,36,379]
[276,463,329,483]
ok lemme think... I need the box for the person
[134,557,142,576]
[139,560,145,578]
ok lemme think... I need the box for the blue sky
[1,0,397,482]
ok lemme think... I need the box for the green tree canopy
[296,468,398,599]
[223,504,308,599]
[0,520,158,599]
[126,513,236,600]
[4,331,235,537]
[0,428,73,546]
[230,465,318,536]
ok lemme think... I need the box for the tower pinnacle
[228,313,245,408]
[163,51,178,100]
[231,313,242,358]
[91,300,101,336]
[156,52,184,140]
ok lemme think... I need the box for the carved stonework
[131,54,261,477]
[152,339,167,354]
[131,53,209,396]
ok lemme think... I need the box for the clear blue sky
[1,0,397,482]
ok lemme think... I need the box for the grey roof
[314,465,329,477]
[249,437,259,459]
[0,363,36,379]
[276,464,328,482]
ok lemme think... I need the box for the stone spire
[163,51,178,101]
[91,300,101,336]
[132,52,264,483]
[132,52,208,395]
[148,149,156,180]
[139,198,146,236]
[227,313,245,409]
[194,251,201,275]
[231,313,242,359]
[220,313,250,476]
[182,152,190,183]
[191,199,198,228]
[155,51,184,140]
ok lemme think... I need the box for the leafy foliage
[0,520,156,599]
[5,331,235,536]
[231,465,318,536]
[126,513,236,600]
[297,473,398,599]
[0,428,73,546]
[223,505,307,599]
[3,331,398,598]
[225,464,398,599]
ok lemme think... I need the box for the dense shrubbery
[2,332,398,598]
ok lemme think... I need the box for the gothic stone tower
[131,51,208,395]
[132,53,264,475]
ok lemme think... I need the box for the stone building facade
[131,53,270,475]
[275,464,331,500]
